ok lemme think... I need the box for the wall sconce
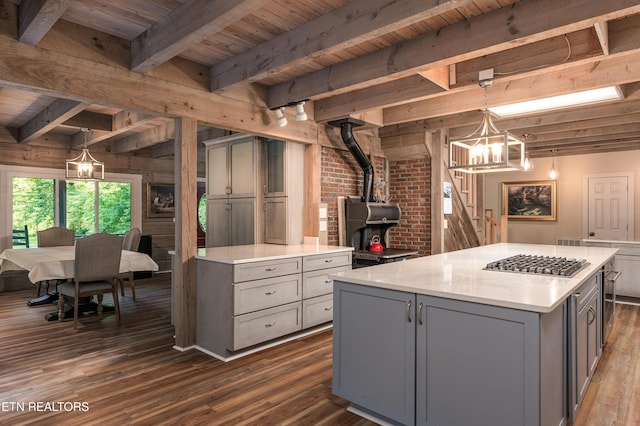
[274,107,288,127]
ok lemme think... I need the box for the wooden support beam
[151,140,175,158]
[173,117,198,349]
[70,112,160,148]
[268,0,640,108]
[18,0,72,45]
[62,110,113,131]
[131,0,270,73]
[19,98,86,143]
[594,21,610,55]
[0,35,319,144]
[112,121,176,153]
[212,0,475,93]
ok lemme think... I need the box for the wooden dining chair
[57,233,123,329]
[120,228,142,300]
[35,227,76,297]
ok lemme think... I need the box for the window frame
[0,165,142,250]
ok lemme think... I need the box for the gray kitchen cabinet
[262,138,304,245]
[204,134,258,247]
[569,275,601,421]
[196,248,351,360]
[333,281,567,426]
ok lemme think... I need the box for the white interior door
[586,175,631,241]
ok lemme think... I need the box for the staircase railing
[484,209,508,244]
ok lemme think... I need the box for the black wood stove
[329,118,418,267]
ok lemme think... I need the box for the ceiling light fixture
[522,134,534,171]
[295,101,308,121]
[489,86,622,118]
[448,74,525,174]
[549,149,558,179]
[274,107,288,127]
[65,128,104,181]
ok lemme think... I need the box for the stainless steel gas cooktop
[484,254,589,277]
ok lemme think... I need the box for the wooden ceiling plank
[18,0,73,45]
[130,0,272,73]
[151,140,176,158]
[211,0,476,93]
[383,49,640,125]
[19,98,86,143]
[268,0,640,108]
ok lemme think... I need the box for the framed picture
[147,182,175,218]
[502,180,557,221]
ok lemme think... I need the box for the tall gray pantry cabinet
[204,134,257,247]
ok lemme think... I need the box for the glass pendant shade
[65,148,104,181]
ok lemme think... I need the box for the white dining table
[0,246,159,283]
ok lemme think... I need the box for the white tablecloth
[0,246,159,283]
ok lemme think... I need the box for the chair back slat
[37,227,75,247]
[75,233,123,282]
[122,228,142,251]
[12,225,29,248]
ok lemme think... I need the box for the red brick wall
[321,146,431,255]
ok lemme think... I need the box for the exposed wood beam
[418,66,450,91]
[112,121,176,153]
[130,0,270,73]
[0,34,318,144]
[70,111,158,148]
[18,0,72,45]
[19,98,86,143]
[383,50,640,125]
[594,21,610,55]
[151,140,175,158]
[268,0,640,108]
[211,0,476,93]
[62,110,113,131]
[0,126,18,143]
[315,75,444,122]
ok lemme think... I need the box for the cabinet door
[614,254,640,297]
[264,138,286,197]
[333,282,415,425]
[205,200,229,247]
[207,143,229,197]
[230,139,255,197]
[264,196,287,244]
[229,198,255,246]
[416,295,541,426]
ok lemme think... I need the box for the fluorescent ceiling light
[489,86,623,118]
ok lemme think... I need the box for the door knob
[589,232,595,236]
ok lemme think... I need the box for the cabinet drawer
[303,252,352,271]
[234,274,302,315]
[234,257,302,282]
[303,265,350,298]
[233,302,302,350]
[303,294,333,329]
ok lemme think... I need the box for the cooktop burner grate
[484,254,589,277]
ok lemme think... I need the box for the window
[1,165,142,249]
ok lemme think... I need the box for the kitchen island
[331,243,617,426]
[194,243,353,361]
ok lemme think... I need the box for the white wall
[483,150,640,244]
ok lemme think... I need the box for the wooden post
[428,130,446,254]
[500,214,509,243]
[304,143,322,238]
[173,117,198,349]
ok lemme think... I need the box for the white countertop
[330,243,618,313]
[195,244,354,264]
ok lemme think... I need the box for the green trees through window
[12,177,132,247]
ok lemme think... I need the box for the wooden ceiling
[1,0,640,159]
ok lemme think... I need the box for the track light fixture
[274,107,288,127]
[295,101,307,121]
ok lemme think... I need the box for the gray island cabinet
[195,244,352,361]
[331,243,617,426]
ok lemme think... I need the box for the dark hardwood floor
[0,275,638,425]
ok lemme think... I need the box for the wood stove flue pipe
[328,118,374,203]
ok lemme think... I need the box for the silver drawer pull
[324,306,333,311]
[265,322,276,327]
[324,259,333,263]
[265,290,277,295]
[265,267,277,271]
[406,300,412,323]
